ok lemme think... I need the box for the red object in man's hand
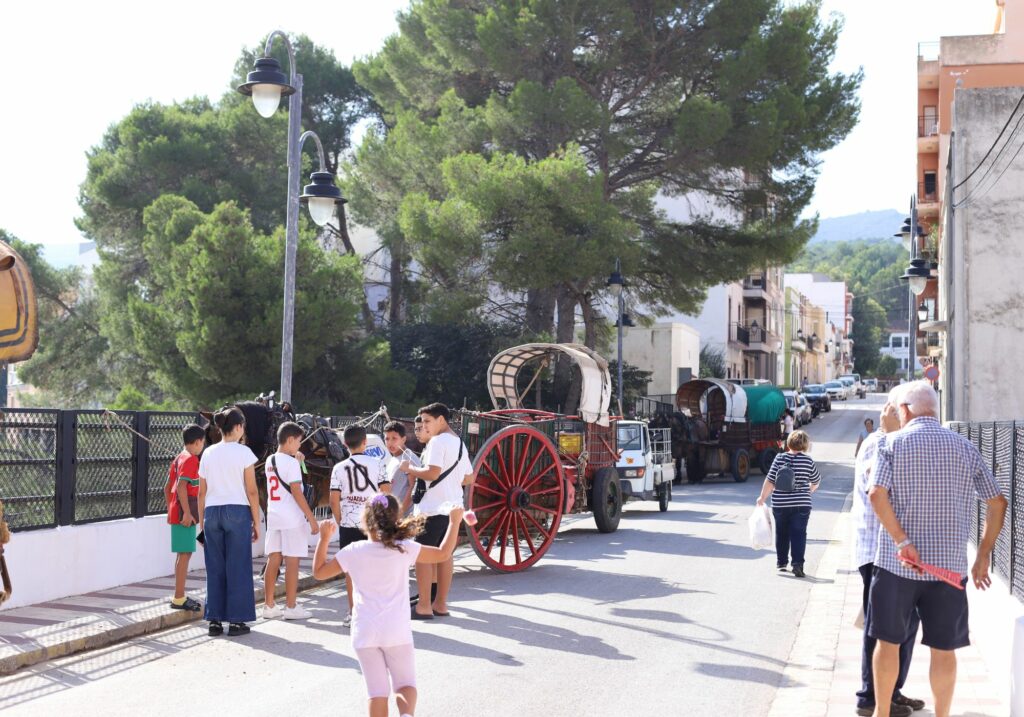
[902,557,965,590]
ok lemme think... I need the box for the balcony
[732,323,750,346]
[791,337,807,353]
[742,273,769,301]
[744,324,779,354]
[918,181,940,216]
[918,116,939,153]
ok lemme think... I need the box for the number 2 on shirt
[268,474,282,501]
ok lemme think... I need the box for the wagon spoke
[495,441,513,486]
[496,512,513,564]
[480,461,510,490]
[529,486,562,498]
[476,506,504,535]
[517,514,537,555]
[472,500,505,513]
[518,440,548,488]
[514,435,532,486]
[472,481,506,498]
[520,462,557,493]
[530,505,559,516]
[523,510,553,542]
[510,511,522,564]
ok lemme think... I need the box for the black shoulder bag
[412,441,464,505]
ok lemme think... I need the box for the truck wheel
[658,482,670,512]
[590,467,622,533]
[758,449,778,475]
[731,449,750,483]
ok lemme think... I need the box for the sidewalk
[767,510,1010,717]
[0,548,331,675]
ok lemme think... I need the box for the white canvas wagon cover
[487,343,612,426]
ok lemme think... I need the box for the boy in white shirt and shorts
[263,422,319,620]
[331,424,391,626]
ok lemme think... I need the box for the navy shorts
[338,526,367,550]
[868,567,969,651]
[415,514,448,548]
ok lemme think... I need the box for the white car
[840,374,866,399]
[838,377,857,399]
[824,380,847,401]
[782,390,812,426]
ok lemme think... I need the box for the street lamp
[917,303,930,323]
[607,259,626,415]
[237,31,346,402]
[901,258,930,296]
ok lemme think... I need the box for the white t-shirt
[415,432,472,516]
[198,441,258,507]
[335,539,422,649]
[784,415,794,432]
[330,453,390,528]
[266,452,307,530]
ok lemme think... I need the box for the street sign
[924,365,940,381]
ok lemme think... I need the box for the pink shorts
[354,643,416,698]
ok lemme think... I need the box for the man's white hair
[886,385,904,407]
[898,380,939,417]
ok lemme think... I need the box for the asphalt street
[0,396,883,717]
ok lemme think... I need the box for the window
[923,171,937,200]
[922,106,938,136]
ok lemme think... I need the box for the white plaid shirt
[870,416,1002,580]
[851,429,884,569]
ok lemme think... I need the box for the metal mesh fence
[1015,426,1024,599]
[74,411,135,523]
[0,409,59,530]
[993,422,1014,586]
[146,413,202,515]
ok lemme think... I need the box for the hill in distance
[810,209,903,244]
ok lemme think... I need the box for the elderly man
[868,381,1008,717]
[852,389,921,717]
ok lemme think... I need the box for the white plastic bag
[748,504,775,550]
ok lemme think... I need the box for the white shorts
[354,644,416,698]
[265,525,309,558]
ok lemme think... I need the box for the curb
[0,572,337,676]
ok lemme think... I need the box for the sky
[0,0,998,266]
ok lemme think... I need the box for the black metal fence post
[132,412,149,518]
[1012,422,1018,594]
[56,411,76,526]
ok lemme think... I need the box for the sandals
[411,609,434,620]
[170,597,202,612]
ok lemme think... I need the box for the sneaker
[282,605,312,620]
[227,622,251,637]
[342,613,352,628]
[856,703,912,717]
[893,695,925,711]
[777,565,788,573]
[792,566,806,578]
[208,620,223,637]
[263,604,283,619]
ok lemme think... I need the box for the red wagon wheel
[467,425,565,572]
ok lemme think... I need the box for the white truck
[615,420,676,512]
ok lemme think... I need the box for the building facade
[879,330,911,373]
[784,272,855,376]
[621,323,700,398]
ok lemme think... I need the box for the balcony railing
[918,181,939,203]
[918,116,939,137]
[733,323,750,346]
[743,273,767,291]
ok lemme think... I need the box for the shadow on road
[692,662,798,688]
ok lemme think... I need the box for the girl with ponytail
[313,494,464,717]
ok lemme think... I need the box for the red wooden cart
[460,343,622,572]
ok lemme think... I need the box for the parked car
[824,380,847,401]
[839,377,858,399]
[803,384,832,415]
[797,393,813,424]
[864,378,878,392]
[782,389,812,426]
[840,373,866,399]
[725,378,774,386]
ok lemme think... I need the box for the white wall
[622,323,700,396]
[785,274,848,337]
[1,516,267,610]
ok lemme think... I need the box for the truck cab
[616,420,676,512]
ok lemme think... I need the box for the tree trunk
[334,206,377,332]
[553,285,576,407]
[581,293,599,349]
[388,235,404,327]
[525,287,556,336]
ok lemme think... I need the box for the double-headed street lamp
[607,259,626,415]
[237,31,346,402]
[897,195,930,381]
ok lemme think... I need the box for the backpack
[774,454,796,493]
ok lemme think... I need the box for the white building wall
[784,274,849,338]
[621,323,700,396]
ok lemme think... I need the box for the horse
[649,410,710,485]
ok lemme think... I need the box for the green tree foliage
[874,354,899,378]
[699,344,727,379]
[609,361,654,413]
[2,231,113,408]
[348,0,862,341]
[63,36,385,410]
[850,296,888,375]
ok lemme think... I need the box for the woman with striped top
[756,430,821,578]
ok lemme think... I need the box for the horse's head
[198,411,222,447]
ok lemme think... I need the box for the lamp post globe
[237,57,296,118]
[917,303,929,323]
[900,257,931,297]
[299,171,345,226]
[607,268,624,297]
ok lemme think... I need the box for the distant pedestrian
[855,418,875,457]
[313,495,463,717]
[262,421,319,621]
[384,421,418,517]
[756,430,821,578]
[331,424,391,627]
[868,381,1007,717]
[198,407,261,637]
[402,403,473,619]
[852,391,922,717]
[165,423,206,613]
[782,410,795,441]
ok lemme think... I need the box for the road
[0,397,882,716]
